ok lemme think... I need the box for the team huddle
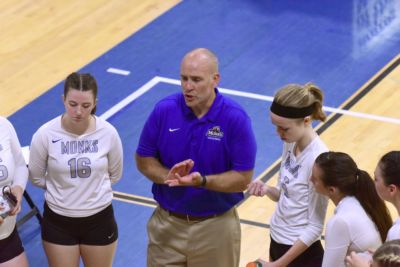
[0,48,399,267]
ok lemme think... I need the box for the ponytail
[354,169,392,242]
[305,83,326,122]
[273,82,326,122]
[315,152,392,242]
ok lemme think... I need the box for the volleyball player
[29,72,123,267]
[346,151,400,267]
[311,151,392,267]
[0,116,29,267]
[248,82,328,267]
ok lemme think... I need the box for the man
[136,48,257,267]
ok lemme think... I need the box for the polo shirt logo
[206,126,224,141]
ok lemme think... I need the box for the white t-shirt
[387,218,400,241]
[29,115,123,217]
[270,136,329,246]
[0,116,28,239]
[322,196,382,267]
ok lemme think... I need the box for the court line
[100,76,161,120]
[29,57,397,230]
[101,75,400,124]
[106,67,131,76]
[240,54,400,231]
[113,190,271,228]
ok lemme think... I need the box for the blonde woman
[248,83,328,267]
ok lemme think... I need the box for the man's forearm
[135,154,168,184]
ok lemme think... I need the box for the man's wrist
[200,175,207,187]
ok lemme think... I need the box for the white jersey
[29,115,123,217]
[270,136,328,246]
[322,196,382,267]
[387,217,400,241]
[0,116,28,239]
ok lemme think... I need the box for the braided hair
[373,240,400,267]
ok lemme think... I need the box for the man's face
[180,54,219,112]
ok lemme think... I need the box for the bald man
[136,48,257,267]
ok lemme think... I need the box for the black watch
[200,175,207,187]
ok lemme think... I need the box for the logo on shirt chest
[168,128,180,132]
[60,140,99,155]
[284,152,301,179]
[206,126,224,141]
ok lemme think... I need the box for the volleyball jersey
[29,115,123,217]
[322,196,382,267]
[387,218,400,241]
[0,116,28,239]
[270,136,328,247]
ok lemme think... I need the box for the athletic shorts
[269,236,324,267]
[42,202,118,246]
[0,227,24,263]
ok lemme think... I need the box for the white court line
[100,76,161,120]
[21,75,400,162]
[100,75,400,124]
[158,76,400,125]
[107,67,131,76]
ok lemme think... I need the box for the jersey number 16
[68,157,91,178]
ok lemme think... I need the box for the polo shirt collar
[181,88,223,122]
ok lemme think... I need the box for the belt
[160,206,221,223]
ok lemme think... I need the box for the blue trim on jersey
[137,89,257,216]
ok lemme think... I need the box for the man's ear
[212,73,220,87]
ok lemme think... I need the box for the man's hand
[165,171,202,187]
[165,159,194,181]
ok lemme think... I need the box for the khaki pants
[147,206,241,267]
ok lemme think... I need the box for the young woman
[375,151,400,240]
[248,82,329,267]
[29,72,123,267]
[346,151,400,267]
[0,116,29,267]
[311,151,392,267]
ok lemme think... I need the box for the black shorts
[0,227,24,263]
[269,236,324,267]
[42,202,118,246]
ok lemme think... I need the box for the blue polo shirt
[136,89,257,216]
